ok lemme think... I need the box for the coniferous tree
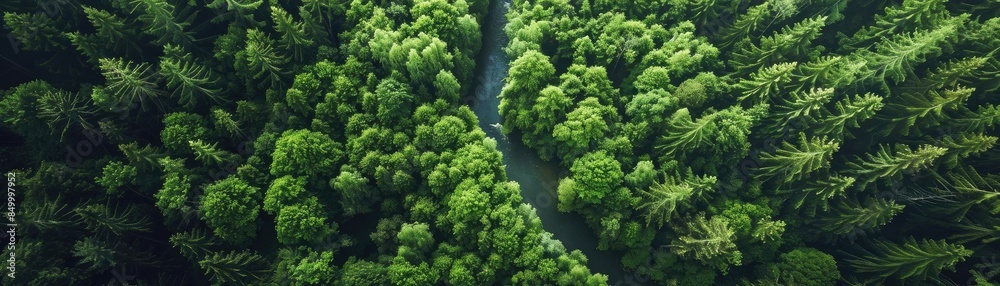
[845,238,972,282]
[638,174,716,228]
[843,144,947,187]
[170,229,219,261]
[814,93,884,139]
[861,20,959,84]
[756,134,839,183]
[159,45,224,108]
[736,62,797,104]
[671,214,741,273]
[874,86,974,136]
[760,88,834,137]
[125,0,196,47]
[819,197,904,237]
[199,251,269,285]
[97,58,164,112]
[271,6,315,62]
[75,203,151,236]
[237,29,290,89]
[731,16,827,76]
[779,174,855,216]
[839,0,950,51]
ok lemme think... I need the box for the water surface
[467,0,628,282]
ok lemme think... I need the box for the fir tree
[845,238,972,282]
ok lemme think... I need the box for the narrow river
[467,0,628,282]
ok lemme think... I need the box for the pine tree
[199,251,269,285]
[98,58,164,112]
[80,6,144,60]
[212,108,243,138]
[170,229,219,261]
[947,104,1000,134]
[159,45,224,108]
[189,140,232,165]
[206,0,263,26]
[716,2,772,49]
[861,21,959,84]
[839,0,950,51]
[731,16,827,76]
[756,134,839,183]
[2,11,65,52]
[237,29,289,89]
[36,89,97,140]
[20,195,82,233]
[75,204,151,236]
[671,214,741,271]
[271,6,314,62]
[844,144,947,187]
[761,88,834,137]
[949,216,1000,244]
[814,93,884,139]
[845,238,972,281]
[927,134,997,168]
[126,0,196,47]
[638,174,716,228]
[736,62,798,104]
[819,197,904,237]
[655,108,716,158]
[924,165,1000,218]
[792,56,867,91]
[899,57,989,93]
[119,142,166,171]
[72,236,119,272]
[779,174,855,216]
[874,86,973,136]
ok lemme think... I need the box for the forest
[0,0,998,285]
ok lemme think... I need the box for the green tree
[760,88,834,137]
[758,248,840,286]
[553,97,618,161]
[331,169,375,216]
[779,175,855,215]
[843,144,947,187]
[671,214,742,273]
[97,58,163,112]
[126,0,195,47]
[819,197,904,237]
[755,134,839,183]
[845,238,972,282]
[638,175,708,228]
[96,161,137,196]
[170,229,218,261]
[339,258,390,285]
[814,93,884,139]
[271,129,344,177]
[290,250,336,285]
[861,20,959,84]
[499,50,555,134]
[731,16,827,76]
[566,151,623,204]
[199,251,269,285]
[237,29,289,89]
[736,62,797,104]
[275,197,332,245]
[201,177,261,245]
[158,45,224,108]
[271,5,315,62]
[264,175,307,214]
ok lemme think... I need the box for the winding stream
[467,0,628,282]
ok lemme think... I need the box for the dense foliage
[1,0,606,284]
[500,0,1000,284]
[4,0,1000,285]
